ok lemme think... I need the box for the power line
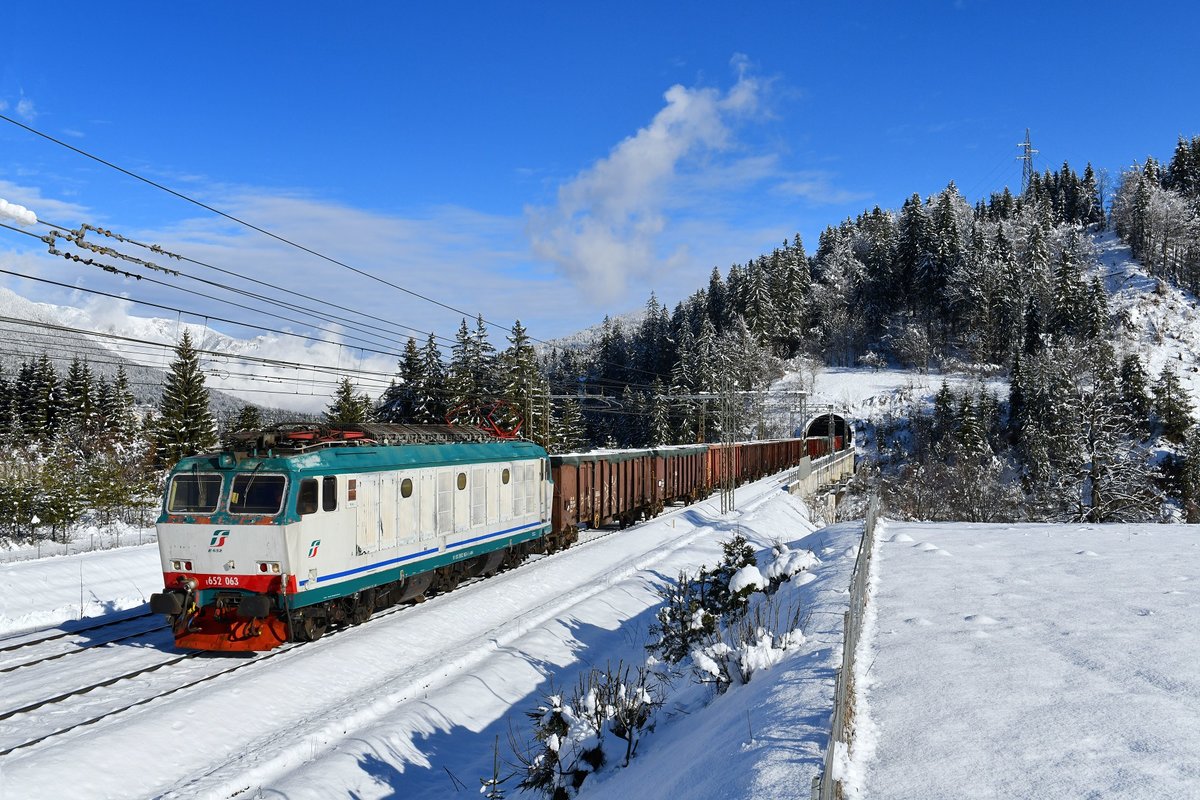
[0,112,676,385]
[0,112,528,340]
[37,220,461,351]
[0,315,389,378]
[0,257,410,361]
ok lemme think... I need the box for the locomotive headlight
[271,563,281,574]
[172,560,182,570]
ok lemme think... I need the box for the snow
[0,540,163,635]
[856,520,1200,799]
[0,471,866,800]
[729,563,766,593]
[1094,230,1200,409]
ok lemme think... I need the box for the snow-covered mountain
[0,286,396,416]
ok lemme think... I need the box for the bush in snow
[646,567,717,664]
[514,662,661,798]
[691,596,807,692]
[706,533,757,618]
[764,541,819,591]
[646,533,763,664]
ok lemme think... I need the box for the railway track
[0,608,157,655]
[0,617,168,674]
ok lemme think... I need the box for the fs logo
[308,540,321,558]
[208,530,230,552]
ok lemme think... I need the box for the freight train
[149,422,851,651]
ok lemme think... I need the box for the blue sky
[0,1,1197,351]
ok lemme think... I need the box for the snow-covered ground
[0,537,162,634]
[0,472,864,800]
[854,520,1200,799]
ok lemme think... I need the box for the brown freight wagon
[550,444,709,535]
[705,439,809,489]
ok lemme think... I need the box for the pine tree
[446,318,479,425]
[1153,365,1193,442]
[233,404,263,431]
[325,377,372,425]
[417,332,446,424]
[553,396,587,454]
[647,378,670,446]
[156,330,217,466]
[499,320,544,439]
[1119,354,1152,433]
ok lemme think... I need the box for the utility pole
[719,370,737,514]
[1017,128,1038,195]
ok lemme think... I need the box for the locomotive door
[499,463,513,522]
[419,471,436,541]
[356,476,380,554]
[453,469,469,532]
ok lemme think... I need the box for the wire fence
[0,526,157,564]
[814,494,881,800]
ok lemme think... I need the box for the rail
[813,494,881,800]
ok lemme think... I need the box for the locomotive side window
[514,463,526,516]
[437,470,453,533]
[524,463,537,513]
[322,476,337,511]
[167,474,222,513]
[230,474,286,514]
[502,468,510,484]
[298,478,318,516]
[401,478,413,498]
[348,479,358,502]
[457,472,467,491]
[471,467,485,526]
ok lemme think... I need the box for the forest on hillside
[6,136,1200,542]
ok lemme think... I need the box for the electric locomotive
[150,423,556,651]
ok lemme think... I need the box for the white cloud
[526,60,765,303]
[776,171,871,206]
[0,179,92,223]
[16,95,36,121]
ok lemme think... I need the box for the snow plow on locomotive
[149,423,853,652]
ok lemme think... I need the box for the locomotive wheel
[301,614,328,642]
[350,590,376,625]
[439,568,462,593]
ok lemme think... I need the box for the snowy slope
[1093,231,1200,409]
[0,285,395,414]
[0,474,861,800]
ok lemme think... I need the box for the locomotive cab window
[229,473,286,514]
[457,472,467,491]
[401,478,413,498]
[502,468,510,485]
[322,476,337,511]
[298,478,318,516]
[167,473,222,513]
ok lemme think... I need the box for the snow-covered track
[0,609,158,655]
[0,618,169,674]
